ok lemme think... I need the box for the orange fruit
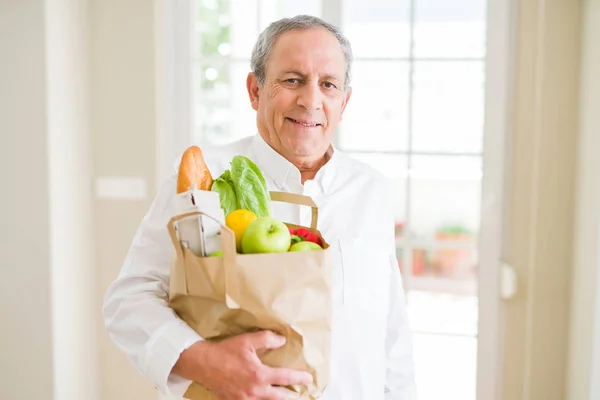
[225,209,258,252]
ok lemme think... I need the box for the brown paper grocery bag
[167,192,333,400]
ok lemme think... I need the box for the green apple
[289,241,323,251]
[241,217,291,254]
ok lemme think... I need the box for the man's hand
[172,330,313,400]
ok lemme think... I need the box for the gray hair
[250,15,354,91]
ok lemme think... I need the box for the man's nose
[296,82,323,111]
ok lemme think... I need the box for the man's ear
[339,87,352,121]
[247,73,260,111]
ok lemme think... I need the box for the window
[190,1,487,399]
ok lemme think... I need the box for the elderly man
[103,15,416,400]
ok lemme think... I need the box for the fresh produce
[289,241,323,252]
[289,227,323,247]
[177,145,213,193]
[175,149,327,257]
[231,156,270,217]
[210,170,236,216]
[211,156,270,218]
[241,217,291,254]
[225,209,258,252]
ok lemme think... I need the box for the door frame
[476,0,516,399]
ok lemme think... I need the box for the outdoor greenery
[196,0,231,91]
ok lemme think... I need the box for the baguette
[176,145,213,193]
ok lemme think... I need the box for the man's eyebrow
[321,74,341,82]
[280,70,342,82]
[281,70,305,77]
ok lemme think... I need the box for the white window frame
[154,2,513,400]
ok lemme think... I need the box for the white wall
[90,0,160,398]
[567,1,600,399]
[0,1,54,397]
[0,1,161,399]
[0,0,97,398]
[45,0,99,399]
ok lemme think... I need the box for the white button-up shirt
[103,134,417,400]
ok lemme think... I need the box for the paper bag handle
[269,191,318,230]
[167,211,237,262]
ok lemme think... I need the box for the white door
[156,1,511,399]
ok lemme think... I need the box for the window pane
[414,0,487,59]
[412,61,485,153]
[407,245,478,283]
[195,0,258,60]
[408,155,482,239]
[194,61,256,146]
[412,332,477,400]
[230,1,259,58]
[194,59,231,145]
[342,0,411,59]
[229,62,258,142]
[344,153,407,225]
[260,0,322,31]
[408,291,478,335]
[397,248,431,279]
[339,61,409,151]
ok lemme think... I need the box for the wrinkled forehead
[265,28,347,80]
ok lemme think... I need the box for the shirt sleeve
[102,169,201,398]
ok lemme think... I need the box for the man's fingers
[260,385,301,400]
[266,367,313,387]
[244,330,286,351]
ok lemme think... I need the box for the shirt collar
[248,133,340,195]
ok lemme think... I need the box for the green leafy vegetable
[211,170,237,217]
[211,156,271,218]
[230,156,270,218]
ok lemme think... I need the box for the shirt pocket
[339,237,391,319]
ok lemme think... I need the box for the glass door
[338,2,486,399]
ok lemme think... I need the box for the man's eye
[323,82,337,89]
[285,78,300,84]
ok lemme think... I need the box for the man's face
[247,27,352,163]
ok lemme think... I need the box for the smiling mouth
[286,117,322,127]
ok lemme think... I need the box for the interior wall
[0,0,99,398]
[45,0,98,399]
[567,0,600,399]
[90,0,159,399]
[0,1,54,396]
